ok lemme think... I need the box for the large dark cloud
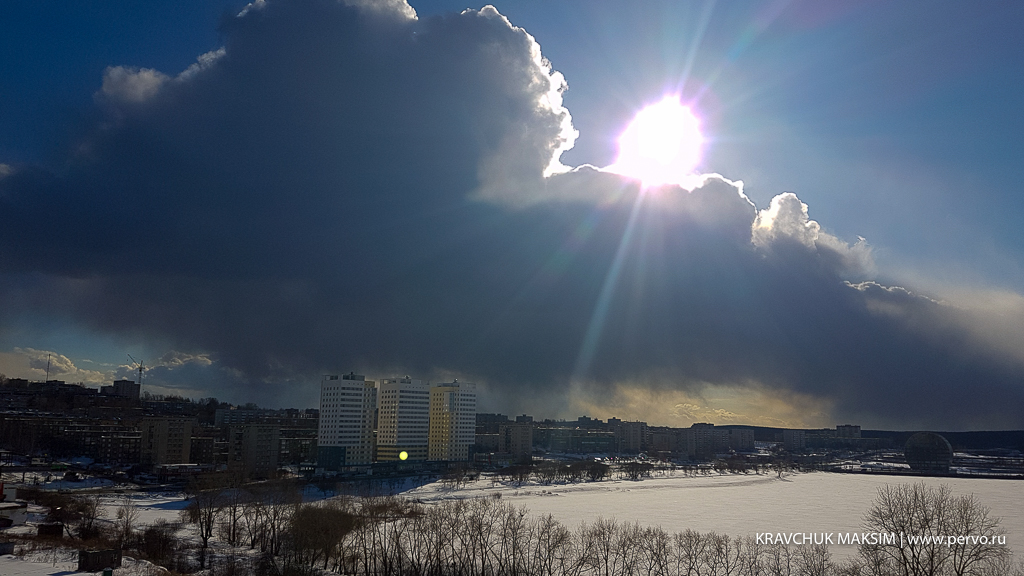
[2,0,1022,428]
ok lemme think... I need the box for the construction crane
[127,354,146,388]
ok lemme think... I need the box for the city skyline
[2,1,1023,430]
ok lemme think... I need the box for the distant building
[836,424,862,438]
[377,377,430,462]
[100,379,140,400]
[475,413,510,434]
[189,429,221,466]
[533,426,615,454]
[674,424,756,459]
[905,432,953,472]
[498,422,532,461]
[428,381,477,461]
[140,417,194,466]
[728,428,756,451]
[279,428,318,465]
[686,423,716,459]
[97,428,142,465]
[215,408,261,426]
[782,429,807,451]
[228,424,280,478]
[613,420,648,453]
[317,373,377,469]
[648,428,680,454]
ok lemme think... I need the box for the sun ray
[571,188,647,383]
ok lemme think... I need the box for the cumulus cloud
[10,347,109,384]
[754,192,874,276]
[1,0,1022,428]
[342,0,416,20]
[98,67,170,104]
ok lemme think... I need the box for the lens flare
[608,96,703,187]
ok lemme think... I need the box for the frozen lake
[403,471,1024,558]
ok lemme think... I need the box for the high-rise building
[376,377,430,462]
[428,381,477,461]
[317,373,377,468]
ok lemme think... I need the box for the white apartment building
[428,381,477,461]
[317,373,377,468]
[376,377,431,461]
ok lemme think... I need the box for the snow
[0,550,165,576]
[401,471,1024,557]
[96,492,191,527]
[1,470,1020,570]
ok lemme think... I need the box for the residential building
[836,424,862,438]
[428,381,477,461]
[497,421,532,461]
[317,373,377,468]
[377,377,431,462]
[140,417,194,466]
[685,423,717,459]
[214,408,261,426]
[727,428,756,451]
[783,429,807,451]
[612,420,648,453]
[678,424,755,458]
[227,424,280,478]
[100,379,140,400]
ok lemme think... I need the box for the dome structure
[904,432,953,472]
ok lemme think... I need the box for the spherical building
[904,432,953,472]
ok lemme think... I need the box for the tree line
[191,482,1017,576]
[19,480,1022,576]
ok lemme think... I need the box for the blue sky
[5,1,1022,286]
[1,0,1023,428]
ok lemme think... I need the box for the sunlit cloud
[567,379,833,428]
[604,96,705,188]
[1,0,1023,427]
[3,347,110,384]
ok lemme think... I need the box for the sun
[607,96,704,187]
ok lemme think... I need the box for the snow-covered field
[402,471,1024,557]
[1,470,1021,572]
[0,551,165,576]
[96,492,192,526]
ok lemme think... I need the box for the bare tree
[241,492,267,550]
[184,488,221,569]
[944,492,1007,576]
[621,461,653,481]
[287,499,357,572]
[218,483,246,546]
[114,494,140,548]
[586,461,610,482]
[860,482,1008,576]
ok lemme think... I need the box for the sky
[1,0,1023,430]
